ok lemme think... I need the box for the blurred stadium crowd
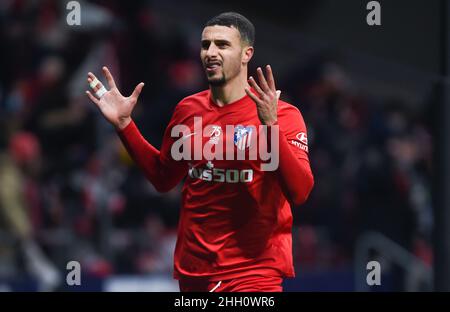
[0,0,434,290]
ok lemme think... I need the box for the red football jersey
[118,89,314,281]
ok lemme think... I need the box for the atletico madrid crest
[234,125,253,150]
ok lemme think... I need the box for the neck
[210,71,249,107]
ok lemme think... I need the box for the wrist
[116,117,132,131]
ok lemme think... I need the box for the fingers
[248,76,265,97]
[131,82,145,100]
[87,73,108,98]
[256,67,270,93]
[276,90,281,100]
[265,65,276,91]
[87,75,103,93]
[245,87,261,105]
[85,90,100,106]
[248,67,279,101]
[87,72,96,81]
[103,66,117,89]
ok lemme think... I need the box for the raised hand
[245,65,281,126]
[86,66,145,130]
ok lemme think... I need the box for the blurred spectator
[285,57,433,287]
[0,132,61,290]
[0,0,434,291]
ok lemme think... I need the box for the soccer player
[86,12,314,292]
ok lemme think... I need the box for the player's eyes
[201,41,229,50]
[216,42,229,48]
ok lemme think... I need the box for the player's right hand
[86,66,144,130]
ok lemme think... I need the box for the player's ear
[242,46,254,65]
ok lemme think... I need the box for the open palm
[86,66,144,130]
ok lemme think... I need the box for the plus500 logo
[189,167,253,183]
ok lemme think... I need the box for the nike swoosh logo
[182,132,196,140]
[209,281,222,292]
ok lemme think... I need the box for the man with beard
[86,12,314,292]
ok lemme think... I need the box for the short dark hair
[205,12,255,46]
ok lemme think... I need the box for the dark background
[0,0,446,291]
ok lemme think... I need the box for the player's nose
[205,43,219,57]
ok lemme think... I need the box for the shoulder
[177,90,210,108]
[277,99,304,119]
[169,90,210,123]
[277,99,308,133]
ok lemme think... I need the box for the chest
[182,108,265,165]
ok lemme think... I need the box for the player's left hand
[245,65,281,126]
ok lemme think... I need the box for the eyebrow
[201,39,232,45]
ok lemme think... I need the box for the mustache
[204,60,222,66]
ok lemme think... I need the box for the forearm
[117,120,181,192]
[276,128,314,206]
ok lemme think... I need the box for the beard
[204,65,227,86]
[204,58,241,87]
[207,73,226,86]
